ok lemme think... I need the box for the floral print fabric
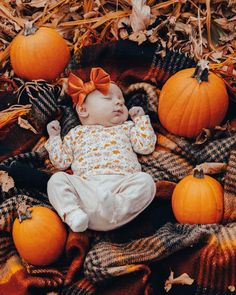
[45,115,156,178]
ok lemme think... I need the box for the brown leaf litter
[0,0,235,70]
[0,170,14,192]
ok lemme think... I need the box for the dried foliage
[164,270,194,292]
[0,104,31,129]
[0,170,14,192]
[0,0,235,124]
[0,0,235,75]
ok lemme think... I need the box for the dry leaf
[18,116,38,134]
[84,11,99,19]
[174,21,192,35]
[195,121,236,145]
[146,29,158,43]
[16,0,53,9]
[0,0,235,100]
[129,31,147,45]
[228,286,236,292]
[130,0,151,32]
[164,270,194,292]
[210,51,223,63]
[195,163,227,175]
[0,170,14,192]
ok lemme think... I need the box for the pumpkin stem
[193,168,205,179]
[192,60,209,83]
[23,21,38,36]
[17,202,32,223]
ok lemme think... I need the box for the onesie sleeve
[129,115,156,155]
[45,129,74,170]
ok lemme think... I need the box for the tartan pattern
[223,149,236,223]
[69,40,196,88]
[145,44,197,84]
[0,194,50,232]
[59,105,81,138]
[194,135,236,164]
[139,149,193,182]
[60,278,96,295]
[156,131,236,166]
[83,223,236,295]
[0,232,17,265]
[84,223,214,283]
[15,79,61,132]
[124,82,158,113]
[1,187,49,203]
[195,224,236,294]
[0,40,235,295]
[1,150,46,167]
[0,80,61,162]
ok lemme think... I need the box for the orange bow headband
[67,67,111,107]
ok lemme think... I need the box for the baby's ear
[76,104,89,118]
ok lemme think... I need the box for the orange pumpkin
[12,205,67,266]
[172,168,224,224]
[158,60,229,138]
[10,22,70,81]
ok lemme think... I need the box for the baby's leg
[97,172,156,229]
[115,172,156,220]
[47,172,89,232]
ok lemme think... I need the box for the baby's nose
[116,99,123,105]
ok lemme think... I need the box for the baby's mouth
[114,109,123,114]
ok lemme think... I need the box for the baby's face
[83,83,129,127]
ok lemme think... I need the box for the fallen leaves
[164,270,194,292]
[228,285,236,293]
[0,1,235,115]
[0,0,235,67]
[194,162,227,175]
[0,170,14,192]
[130,0,151,32]
[16,0,50,10]
[0,104,31,129]
[18,116,38,134]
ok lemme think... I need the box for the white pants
[47,172,156,232]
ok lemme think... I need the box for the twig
[197,8,203,58]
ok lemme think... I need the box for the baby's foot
[65,209,89,232]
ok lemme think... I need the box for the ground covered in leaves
[0,1,235,73]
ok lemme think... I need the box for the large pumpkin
[158,60,229,138]
[172,168,224,224]
[12,205,67,266]
[10,22,70,81]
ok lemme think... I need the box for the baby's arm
[129,107,156,155]
[45,120,74,170]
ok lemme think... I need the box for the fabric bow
[67,67,111,107]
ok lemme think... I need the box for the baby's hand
[47,120,61,137]
[129,106,145,120]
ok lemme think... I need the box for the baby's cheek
[123,108,129,120]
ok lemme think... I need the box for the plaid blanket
[0,40,235,295]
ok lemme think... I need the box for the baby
[45,67,156,232]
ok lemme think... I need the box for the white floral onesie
[45,115,157,232]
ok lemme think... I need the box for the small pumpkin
[158,60,229,138]
[172,168,224,224]
[12,205,67,266]
[10,22,70,81]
